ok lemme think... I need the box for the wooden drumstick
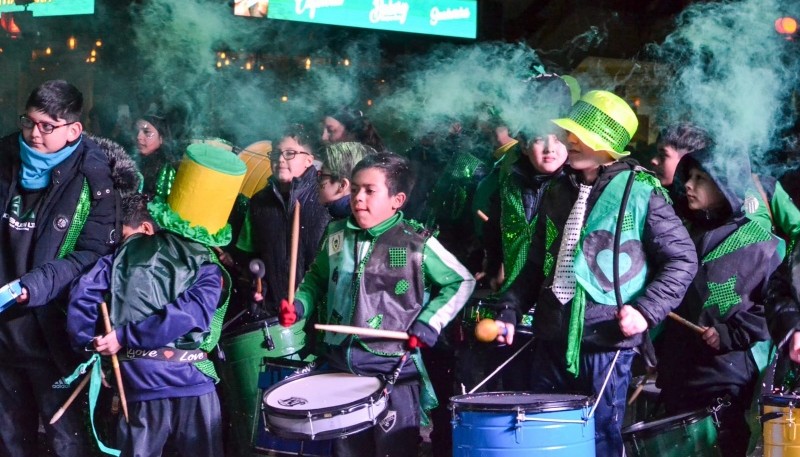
[315,324,409,340]
[50,372,91,424]
[668,312,706,335]
[100,301,129,423]
[476,210,489,222]
[627,373,655,406]
[288,201,301,304]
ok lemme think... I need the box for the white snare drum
[262,372,388,440]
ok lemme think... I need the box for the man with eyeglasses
[0,80,118,456]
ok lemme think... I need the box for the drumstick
[288,201,301,304]
[668,312,706,335]
[314,324,409,340]
[476,210,489,222]
[100,301,129,423]
[627,373,655,406]
[49,372,91,424]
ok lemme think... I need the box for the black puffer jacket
[496,159,698,349]
[657,148,781,395]
[245,166,330,312]
[0,133,118,372]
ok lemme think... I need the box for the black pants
[334,383,420,457]
[0,361,90,457]
[116,392,223,457]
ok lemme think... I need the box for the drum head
[238,140,272,198]
[623,409,709,439]
[264,372,383,416]
[450,392,591,413]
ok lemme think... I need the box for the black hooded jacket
[657,148,783,396]
[0,133,120,373]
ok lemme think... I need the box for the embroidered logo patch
[379,411,397,432]
[389,247,406,268]
[328,230,344,255]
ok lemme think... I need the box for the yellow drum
[763,395,800,456]
[238,140,272,198]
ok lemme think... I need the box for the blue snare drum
[450,392,595,456]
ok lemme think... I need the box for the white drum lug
[306,411,316,440]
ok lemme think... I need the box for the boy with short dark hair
[0,80,118,456]
[657,147,782,457]
[280,152,475,457]
[67,144,246,457]
[494,90,698,456]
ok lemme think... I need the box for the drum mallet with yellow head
[474,318,508,343]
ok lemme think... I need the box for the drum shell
[622,409,720,457]
[450,392,595,456]
[215,319,307,456]
[763,395,800,457]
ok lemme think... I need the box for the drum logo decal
[328,230,344,255]
[277,396,308,407]
[379,411,396,432]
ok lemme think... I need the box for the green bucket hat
[551,90,638,159]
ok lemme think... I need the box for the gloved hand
[407,335,427,350]
[279,299,304,327]
[407,321,438,350]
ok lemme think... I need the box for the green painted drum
[216,317,308,456]
[623,409,720,457]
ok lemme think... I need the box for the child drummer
[493,90,697,456]
[280,152,475,457]
[67,144,246,456]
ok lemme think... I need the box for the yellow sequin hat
[149,143,247,246]
[552,90,638,159]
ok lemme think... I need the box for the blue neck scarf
[327,195,352,220]
[18,134,81,190]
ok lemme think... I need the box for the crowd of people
[1,77,800,457]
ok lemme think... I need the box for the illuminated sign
[267,0,477,39]
[0,0,94,17]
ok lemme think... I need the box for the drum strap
[117,347,207,363]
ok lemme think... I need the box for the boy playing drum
[280,152,475,457]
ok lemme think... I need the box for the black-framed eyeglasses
[317,171,337,185]
[18,115,76,135]
[269,149,309,161]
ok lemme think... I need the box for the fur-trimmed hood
[87,135,141,197]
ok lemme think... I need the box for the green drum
[623,409,721,457]
[216,317,308,457]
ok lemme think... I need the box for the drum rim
[264,407,389,441]
[263,371,385,418]
[622,408,711,439]
[221,317,303,338]
[762,394,800,408]
[449,391,593,412]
